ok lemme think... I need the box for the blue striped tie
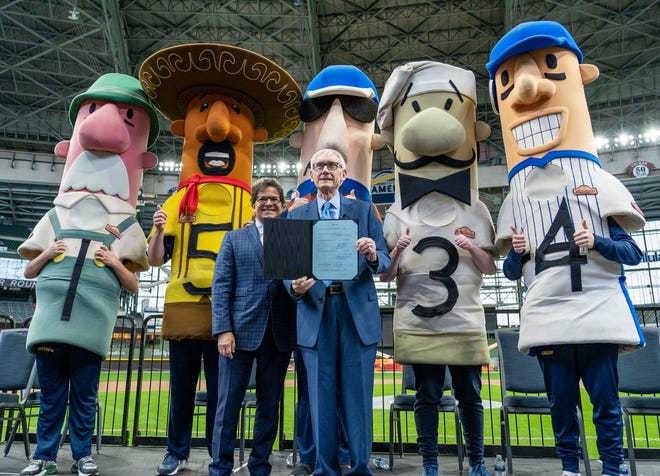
[321,201,334,220]
[320,201,334,286]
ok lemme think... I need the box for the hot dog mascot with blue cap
[286,65,382,476]
[18,73,159,476]
[488,21,645,476]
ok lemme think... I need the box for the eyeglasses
[311,162,343,172]
[255,196,281,204]
[299,95,378,123]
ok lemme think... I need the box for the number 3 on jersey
[411,236,459,318]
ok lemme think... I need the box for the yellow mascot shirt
[151,182,251,340]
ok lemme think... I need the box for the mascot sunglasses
[300,95,377,123]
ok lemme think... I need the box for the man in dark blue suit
[288,149,391,476]
[209,178,297,476]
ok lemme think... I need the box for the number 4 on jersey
[535,198,587,292]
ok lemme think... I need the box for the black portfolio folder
[263,218,358,280]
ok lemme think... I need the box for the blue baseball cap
[304,65,379,104]
[486,20,583,79]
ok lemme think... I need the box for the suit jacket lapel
[305,199,320,219]
[249,223,264,265]
[339,195,355,219]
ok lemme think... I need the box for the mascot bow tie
[399,169,472,209]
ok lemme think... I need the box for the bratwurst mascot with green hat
[18,73,158,476]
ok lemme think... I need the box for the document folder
[263,218,358,281]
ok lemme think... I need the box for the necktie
[320,201,334,286]
[321,201,335,220]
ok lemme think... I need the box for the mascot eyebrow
[400,78,465,110]
[545,72,567,80]
[448,80,464,103]
[399,82,414,106]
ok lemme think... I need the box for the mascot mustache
[394,150,475,170]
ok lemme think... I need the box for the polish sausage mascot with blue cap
[488,21,645,476]
[377,61,496,476]
[18,73,159,476]
[286,64,381,476]
[289,65,382,206]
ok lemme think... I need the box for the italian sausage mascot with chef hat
[18,73,159,476]
[377,61,496,476]
[138,44,301,475]
[488,21,645,476]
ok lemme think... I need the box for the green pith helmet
[68,73,160,147]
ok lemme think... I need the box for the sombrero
[138,43,301,142]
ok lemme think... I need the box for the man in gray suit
[288,149,390,476]
[209,177,297,476]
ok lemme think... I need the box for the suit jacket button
[318,297,324,303]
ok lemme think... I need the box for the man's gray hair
[310,148,346,169]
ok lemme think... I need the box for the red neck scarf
[177,174,251,217]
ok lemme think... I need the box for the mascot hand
[510,226,528,254]
[152,205,167,231]
[46,239,67,260]
[396,228,412,252]
[454,228,476,251]
[94,245,121,268]
[288,197,309,211]
[573,219,595,250]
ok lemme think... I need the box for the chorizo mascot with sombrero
[138,44,301,475]
[18,73,158,476]
[488,21,645,476]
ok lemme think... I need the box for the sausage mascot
[138,44,301,474]
[488,21,645,476]
[18,73,158,476]
[286,64,381,475]
[289,64,382,205]
[377,61,496,476]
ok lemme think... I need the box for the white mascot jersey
[385,191,496,365]
[496,153,646,353]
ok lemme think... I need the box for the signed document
[263,218,358,280]
[312,220,358,280]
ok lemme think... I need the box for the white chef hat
[377,61,477,136]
